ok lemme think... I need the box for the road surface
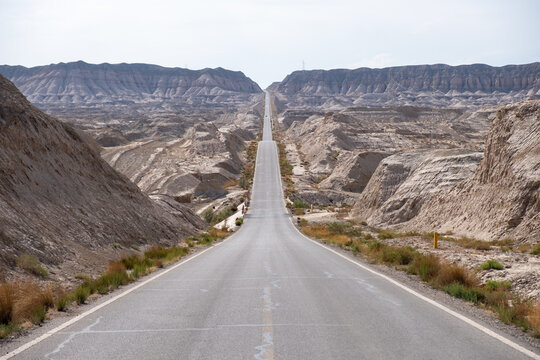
[2,91,538,359]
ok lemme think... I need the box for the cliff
[274,63,540,108]
[0,61,262,105]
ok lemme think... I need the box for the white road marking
[290,221,540,360]
[0,241,230,360]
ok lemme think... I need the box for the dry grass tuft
[436,264,477,287]
[529,304,540,337]
[0,282,13,325]
[16,254,48,277]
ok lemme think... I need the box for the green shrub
[328,222,347,234]
[485,280,512,292]
[0,323,19,339]
[121,255,140,270]
[380,246,417,265]
[202,208,214,223]
[442,283,485,304]
[377,231,396,240]
[235,218,244,226]
[30,306,46,324]
[73,285,92,304]
[531,243,540,255]
[293,201,308,209]
[56,296,69,312]
[16,254,48,277]
[368,241,383,252]
[480,259,504,270]
[409,254,440,282]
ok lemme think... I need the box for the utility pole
[302,60,305,71]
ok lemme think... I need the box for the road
[2,92,538,359]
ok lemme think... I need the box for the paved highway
[2,92,538,359]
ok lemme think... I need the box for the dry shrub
[13,283,53,324]
[409,254,441,282]
[457,238,491,251]
[436,264,477,288]
[530,303,540,336]
[107,261,126,274]
[326,234,351,246]
[302,225,330,239]
[0,282,14,324]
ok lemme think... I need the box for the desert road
[1,92,538,360]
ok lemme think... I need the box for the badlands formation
[0,62,265,216]
[0,74,205,282]
[272,64,540,299]
[1,61,538,295]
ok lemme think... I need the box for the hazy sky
[1,0,539,88]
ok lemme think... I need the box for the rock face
[352,100,540,242]
[351,149,483,225]
[274,63,540,109]
[281,105,490,205]
[0,75,206,278]
[0,61,262,105]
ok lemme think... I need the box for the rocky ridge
[0,61,262,105]
[272,63,540,109]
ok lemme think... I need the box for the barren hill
[0,61,262,105]
[272,63,540,109]
[0,75,206,281]
[352,99,540,242]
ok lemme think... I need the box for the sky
[1,0,539,88]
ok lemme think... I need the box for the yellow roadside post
[434,232,438,249]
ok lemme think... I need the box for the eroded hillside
[271,63,540,109]
[278,105,490,206]
[0,75,206,282]
[352,99,540,243]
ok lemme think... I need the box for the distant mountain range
[2,61,539,111]
[0,61,262,106]
[271,63,540,108]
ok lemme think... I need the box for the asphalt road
[2,91,538,359]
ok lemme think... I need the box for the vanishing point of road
[2,92,538,359]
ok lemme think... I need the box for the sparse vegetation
[485,280,511,292]
[275,137,295,196]
[480,259,504,270]
[299,222,540,337]
[531,243,540,255]
[16,254,48,277]
[376,230,397,240]
[239,139,259,190]
[442,283,484,304]
[0,227,232,339]
[204,206,238,225]
[293,200,308,209]
[202,208,214,223]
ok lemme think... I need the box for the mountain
[0,74,206,280]
[273,63,540,109]
[351,99,540,242]
[0,61,262,106]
